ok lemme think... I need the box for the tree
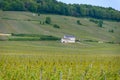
[0,0,120,21]
[98,20,103,27]
[45,17,51,24]
[77,20,82,25]
[1,1,10,10]
[10,1,25,11]
[24,1,37,12]
[0,0,3,9]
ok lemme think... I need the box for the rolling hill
[0,10,120,80]
[0,11,120,43]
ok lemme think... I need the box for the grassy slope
[0,41,120,55]
[0,11,120,42]
[0,11,120,55]
[0,11,120,80]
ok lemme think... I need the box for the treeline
[0,0,120,21]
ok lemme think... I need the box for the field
[0,11,120,80]
[0,41,120,80]
[0,11,120,42]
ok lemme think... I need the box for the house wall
[69,38,75,41]
[61,35,75,43]
[61,38,75,43]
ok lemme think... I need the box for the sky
[57,0,120,11]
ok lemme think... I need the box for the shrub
[11,33,41,37]
[27,19,31,21]
[38,13,40,16]
[45,17,51,24]
[109,29,114,33]
[77,20,82,25]
[40,35,60,41]
[106,41,114,44]
[89,19,98,24]
[84,39,98,42]
[53,24,60,28]
[11,33,60,41]
[89,19,103,27]
[98,20,103,28]
[9,38,40,41]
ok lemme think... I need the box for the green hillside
[0,11,120,80]
[0,11,120,42]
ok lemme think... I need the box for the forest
[0,0,120,21]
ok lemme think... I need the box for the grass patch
[9,33,60,41]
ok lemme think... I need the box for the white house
[61,35,75,43]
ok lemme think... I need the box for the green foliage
[53,24,60,28]
[77,20,82,25]
[26,2,37,12]
[89,19,98,24]
[9,1,25,11]
[9,38,40,41]
[89,19,103,27]
[106,41,115,44]
[40,35,60,41]
[98,20,103,28]
[10,33,40,41]
[39,21,45,25]
[38,13,40,16]
[109,29,114,33]
[11,33,41,37]
[84,39,98,42]
[45,17,51,24]
[0,0,120,21]
[10,33,60,41]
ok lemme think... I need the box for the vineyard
[0,54,120,80]
[0,41,120,80]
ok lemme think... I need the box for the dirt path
[0,33,11,36]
